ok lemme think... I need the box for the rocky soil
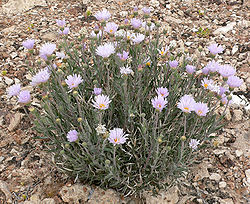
[0,0,249,203]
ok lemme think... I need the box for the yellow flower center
[99,104,105,109]
[146,62,151,66]
[204,84,208,88]
[161,51,164,55]
[158,104,162,108]
[198,110,202,115]
[161,93,164,96]
[184,107,189,111]
[114,138,118,143]
[127,36,130,40]
[110,29,113,33]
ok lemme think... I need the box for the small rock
[41,32,57,41]
[235,150,243,157]
[219,181,227,188]
[220,198,234,204]
[213,22,236,34]
[231,45,238,55]
[120,11,128,17]
[41,198,56,204]
[4,77,14,86]
[245,169,250,179]
[209,173,221,182]
[0,156,4,163]
[7,112,24,132]
[0,180,12,203]
[213,149,226,155]
[150,0,160,7]
[89,188,121,203]
[233,109,243,121]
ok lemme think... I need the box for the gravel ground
[0,0,249,203]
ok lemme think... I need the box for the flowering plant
[7,7,243,197]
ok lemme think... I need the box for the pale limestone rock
[59,184,90,203]
[144,186,179,204]
[0,180,12,203]
[7,112,24,132]
[2,0,47,14]
[213,22,236,35]
[41,32,57,41]
[209,173,221,182]
[219,181,227,189]
[233,109,243,122]
[235,150,243,157]
[88,188,121,204]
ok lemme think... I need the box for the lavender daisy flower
[7,84,21,97]
[131,18,142,29]
[96,43,115,58]
[194,102,209,116]
[218,65,236,78]
[205,60,220,73]
[158,45,169,57]
[189,139,200,150]
[65,74,83,89]
[18,90,31,104]
[219,86,229,96]
[90,30,102,39]
[56,51,66,59]
[94,9,111,21]
[56,19,66,27]
[39,43,56,60]
[151,95,168,112]
[131,33,145,44]
[67,130,78,142]
[208,43,224,55]
[221,94,232,105]
[59,27,70,35]
[31,68,50,86]
[104,22,118,35]
[202,66,210,75]
[142,7,151,15]
[201,78,214,89]
[168,60,178,68]
[92,94,111,110]
[124,18,129,25]
[186,65,196,74]
[227,76,243,88]
[93,88,102,96]
[120,66,133,75]
[22,39,35,49]
[108,128,128,145]
[117,51,129,61]
[177,94,196,113]
[156,87,169,98]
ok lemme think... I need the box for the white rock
[231,95,247,107]
[4,77,14,85]
[213,22,236,35]
[231,45,238,55]
[220,198,234,204]
[235,150,243,157]
[245,169,250,178]
[213,149,226,155]
[2,0,47,14]
[209,173,221,182]
[185,42,193,46]
[219,181,227,188]
[120,11,128,17]
[41,198,56,204]
[150,0,160,7]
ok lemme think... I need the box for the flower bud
[181,136,186,141]
[83,63,88,69]
[158,137,163,143]
[73,91,78,96]
[77,117,82,122]
[86,10,91,16]
[29,107,35,112]
[198,46,203,52]
[105,159,111,165]
[61,81,66,86]
[166,146,171,151]
[140,113,146,118]
[60,150,65,154]
[42,94,48,100]
[227,95,232,101]
[57,69,63,74]
[93,80,98,85]
[82,142,87,147]
[56,118,61,123]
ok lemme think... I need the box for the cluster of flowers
[7,7,244,154]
